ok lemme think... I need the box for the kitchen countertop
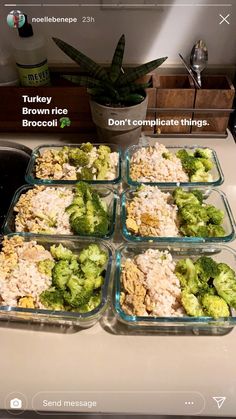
[0,131,236,417]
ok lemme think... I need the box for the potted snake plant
[52,34,167,145]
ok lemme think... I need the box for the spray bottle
[13,14,50,86]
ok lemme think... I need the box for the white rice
[0,239,52,308]
[135,249,184,316]
[130,142,189,182]
[121,249,184,317]
[126,185,179,237]
[107,152,119,180]
[15,186,74,235]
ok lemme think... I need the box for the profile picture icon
[7,10,25,29]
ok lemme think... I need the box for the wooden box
[143,87,156,133]
[191,75,234,134]
[152,74,195,134]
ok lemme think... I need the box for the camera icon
[10,398,22,409]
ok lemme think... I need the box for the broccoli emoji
[59,117,71,128]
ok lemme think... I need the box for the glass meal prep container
[121,187,236,243]
[25,143,122,185]
[125,145,224,187]
[113,243,236,333]
[0,234,113,328]
[3,184,117,240]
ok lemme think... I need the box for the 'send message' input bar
[29,391,206,415]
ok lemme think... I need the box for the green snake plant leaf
[88,87,119,100]
[118,82,151,96]
[52,37,110,83]
[63,75,103,88]
[63,75,118,96]
[109,34,125,83]
[116,56,168,87]
[119,94,146,105]
[87,87,107,96]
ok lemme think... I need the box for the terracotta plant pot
[90,95,148,148]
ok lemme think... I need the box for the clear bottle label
[16,60,50,86]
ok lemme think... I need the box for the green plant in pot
[52,34,167,145]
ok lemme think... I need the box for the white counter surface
[0,132,236,417]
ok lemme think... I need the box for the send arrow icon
[212,396,226,409]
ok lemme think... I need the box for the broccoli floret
[201,294,230,318]
[52,260,72,290]
[218,263,235,276]
[80,142,93,153]
[176,148,212,180]
[77,167,94,180]
[181,290,205,316]
[58,146,69,163]
[205,205,224,225]
[188,158,205,175]
[79,244,108,267]
[72,196,84,207]
[94,276,104,289]
[75,182,91,198]
[162,151,172,160]
[94,215,110,235]
[91,193,107,213]
[197,284,216,297]
[176,149,189,161]
[70,215,93,235]
[194,256,219,283]
[93,158,109,180]
[86,200,94,214]
[175,258,199,294]
[68,148,89,167]
[81,259,101,279]
[80,262,105,288]
[172,188,200,208]
[78,182,93,201]
[175,260,189,288]
[207,224,225,237]
[63,275,93,307]
[86,211,110,236]
[70,209,109,236]
[97,164,109,180]
[98,145,111,157]
[65,203,85,217]
[198,158,213,172]
[75,293,102,313]
[50,244,73,261]
[40,287,65,311]
[83,276,96,289]
[179,204,208,224]
[193,148,212,160]
[91,145,111,179]
[69,255,80,273]
[93,158,103,171]
[191,189,204,204]
[37,259,55,277]
[66,183,110,236]
[180,223,208,237]
[213,263,236,308]
[70,213,109,236]
[190,169,212,183]
[178,154,205,177]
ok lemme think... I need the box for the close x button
[219,13,230,25]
